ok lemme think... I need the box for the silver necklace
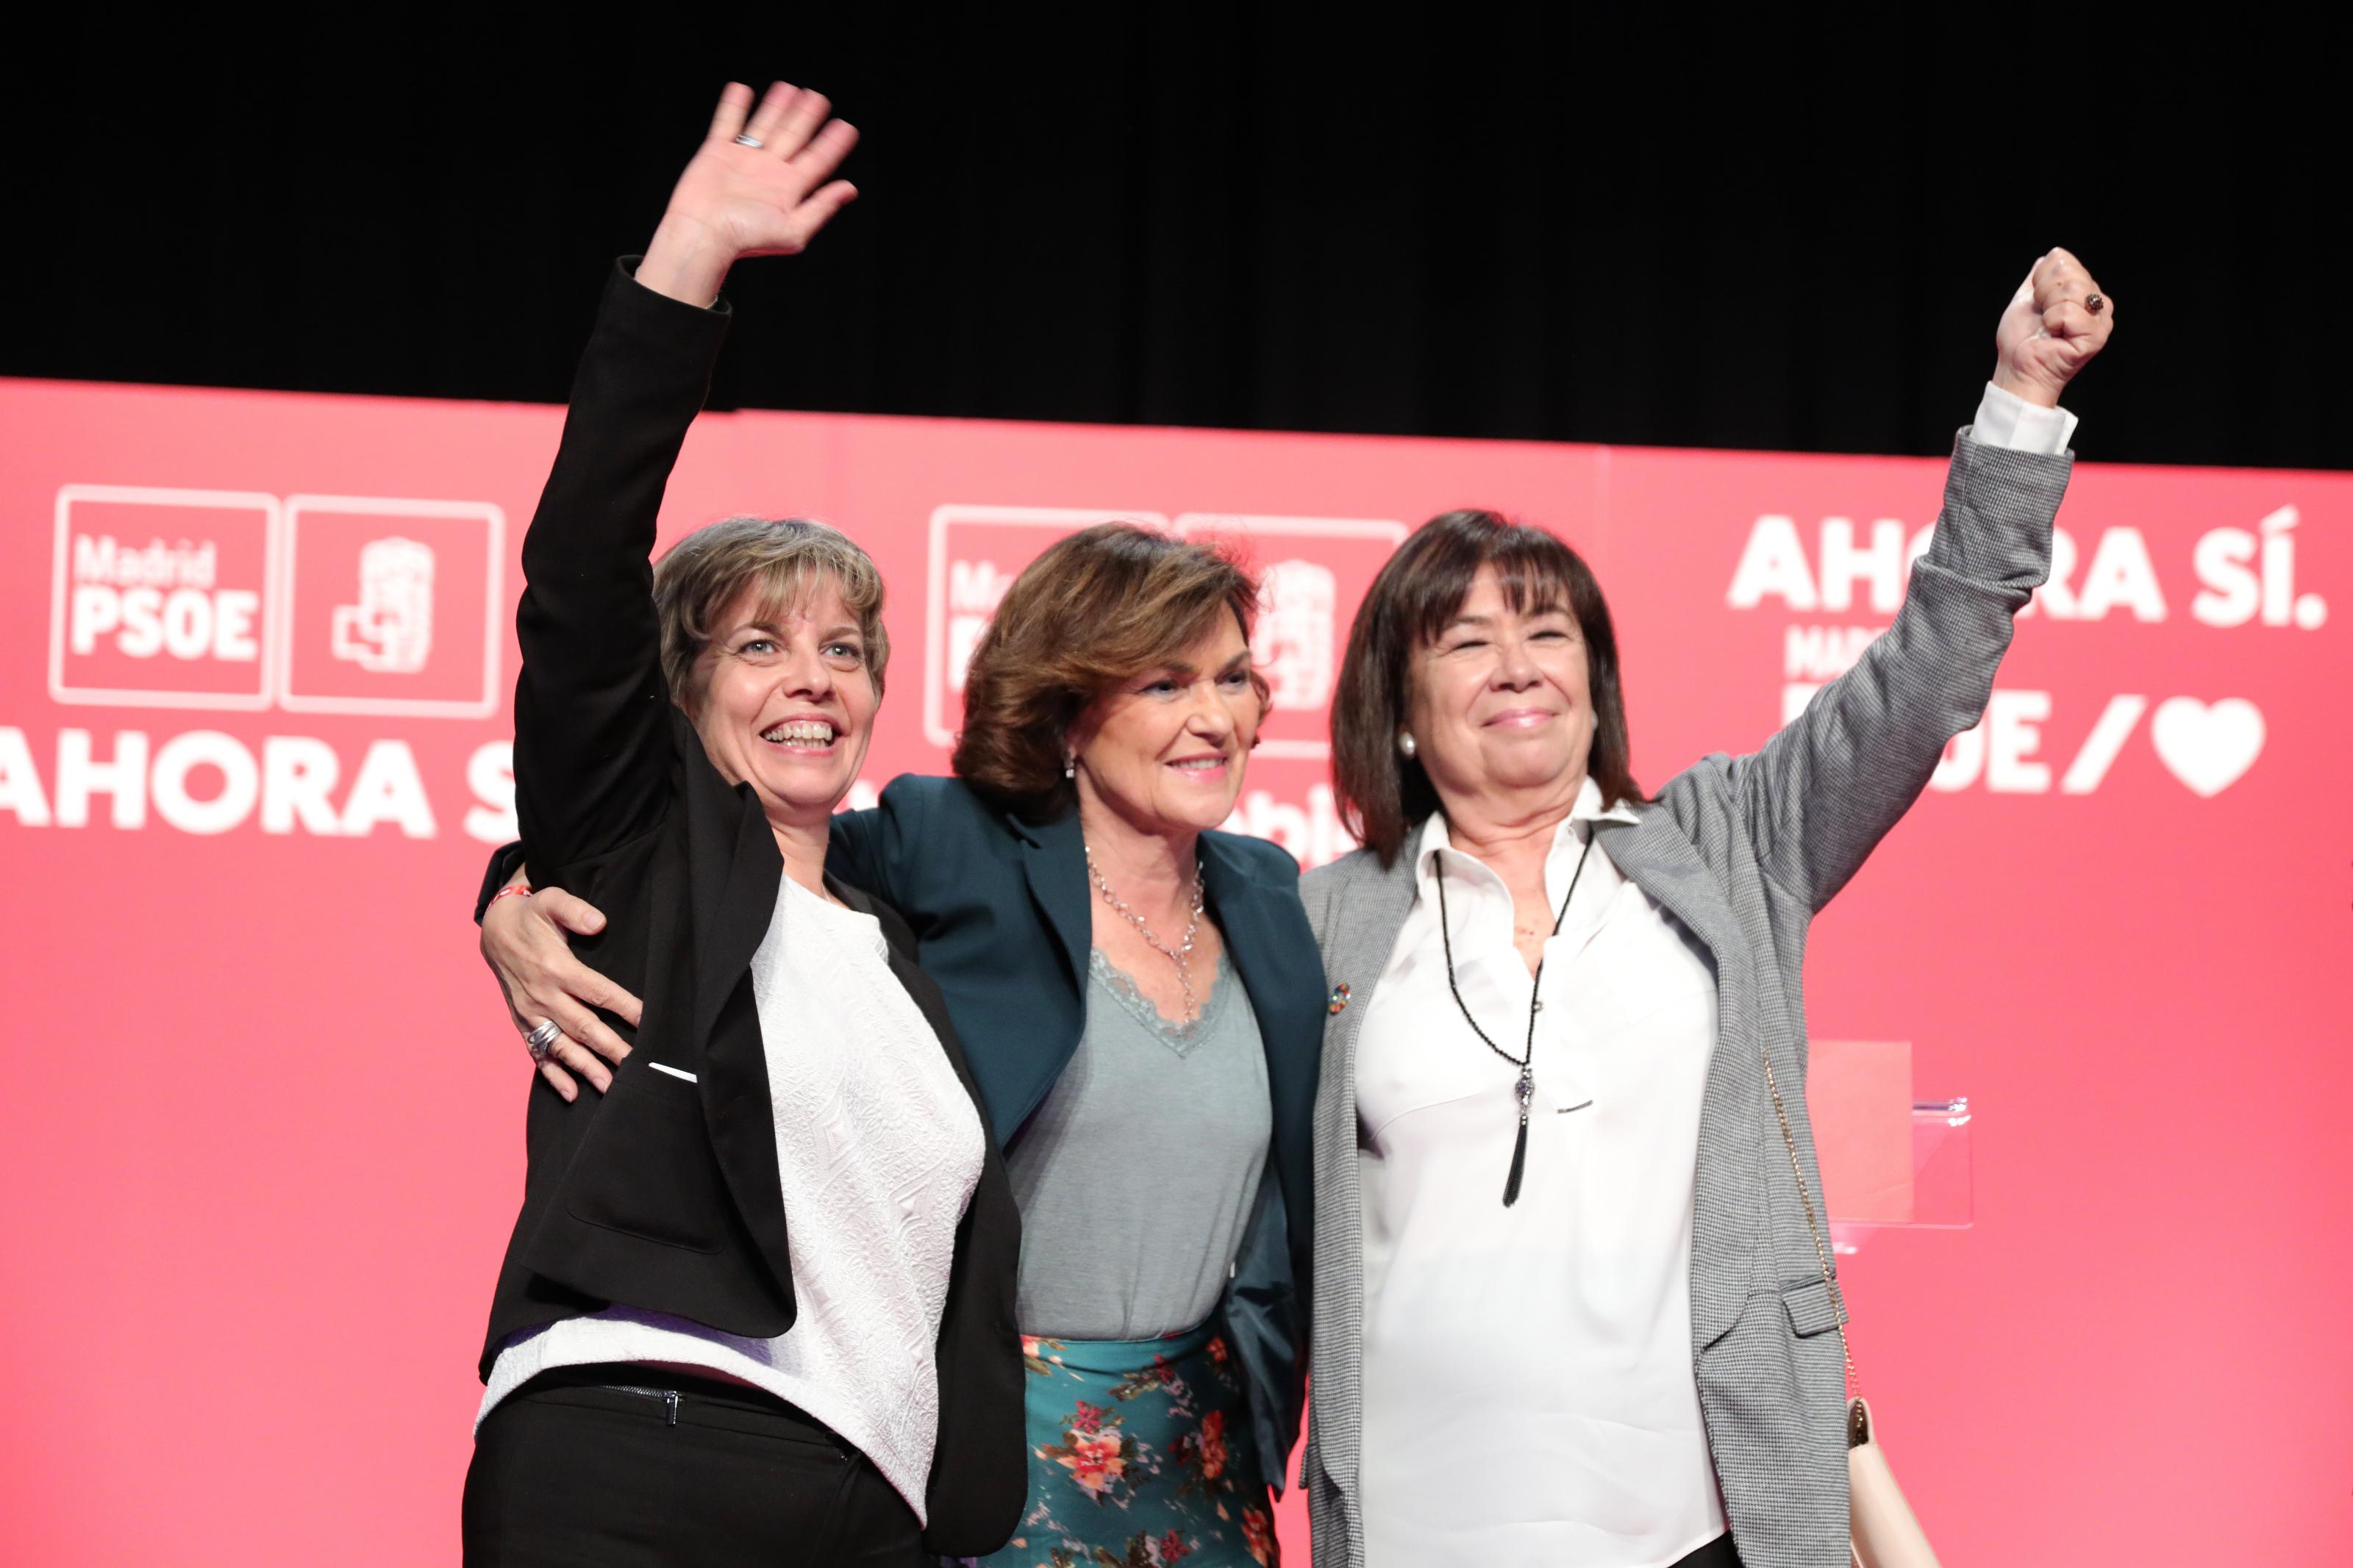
[1085,844,1208,1022]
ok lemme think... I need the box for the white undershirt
[479,876,987,1524]
[1354,387,2072,1567]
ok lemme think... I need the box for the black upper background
[7,14,2344,470]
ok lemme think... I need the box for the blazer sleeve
[512,259,732,880]
[824,776,937,922]
[472,840,529,925]
[1703,429,2072,913]
[825,806,890,903]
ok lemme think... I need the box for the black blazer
[479,260,1024,1554]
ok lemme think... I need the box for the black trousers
[1674,1533,1743,1567]
[462,1364,927,1567]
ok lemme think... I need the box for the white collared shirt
[1352,386,2071,1566]
[1357,781,1725,1567]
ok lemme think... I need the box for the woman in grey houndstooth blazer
[1299,250,2111,1568]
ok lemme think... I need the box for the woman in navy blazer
[827,759,1324,1501]
[483,389,1322,1568]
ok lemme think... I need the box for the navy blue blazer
[828,773,1326,1483]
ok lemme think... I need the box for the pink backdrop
[2,376,2346,1564]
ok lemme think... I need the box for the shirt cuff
[1968,380,2077,455]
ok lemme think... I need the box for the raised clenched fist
[1993,248,2113,408]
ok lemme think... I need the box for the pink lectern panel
[1812,1039,1917,1225]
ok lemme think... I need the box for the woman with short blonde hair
[462,82,1022,1567]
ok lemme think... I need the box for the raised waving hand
[638,80,860,307]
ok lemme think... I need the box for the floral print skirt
[965,1320,1278,1568]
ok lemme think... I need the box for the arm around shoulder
[827,773,949,909]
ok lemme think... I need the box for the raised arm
[514,81,860,878]
[493,82,859,1094]
[1704,248,2113,912]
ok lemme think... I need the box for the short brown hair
[651,517,890,709]
[953,523,1265,821]
[1332,509,1640,863]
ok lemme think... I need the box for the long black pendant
[1503,1063,1533,1206]
[1435,830,1598,1210]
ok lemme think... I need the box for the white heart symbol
[2150,698,2265,798]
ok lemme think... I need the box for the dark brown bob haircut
[954,523,1266,822]
[1332,509,1641,864]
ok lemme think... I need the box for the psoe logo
[50,486,280,710]
[48,486,503,717]
[332,537,437,673]
[279,495,502,717]
[1172,515,1405,760]
[924,506,1170,748]
[923,507,1404,758]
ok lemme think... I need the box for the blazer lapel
[990,807,1094,1138]
[676,717,793,1289]
[1013,809,1092,994]
[1591,809,1763,1352]
[1311,842,1418,1507]
[1199,834,1294,1040]
[1313,843,1418,1121]
[1199,835,1324,1254]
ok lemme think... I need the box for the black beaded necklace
[1433,829,1596,1207]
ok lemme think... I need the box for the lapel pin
[1328,982,1352,1015]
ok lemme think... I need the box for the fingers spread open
[706,82,754,145]
[743,81,802,145]
[770,90,833,162]
[792,181,859,245]
[792,120,860,186]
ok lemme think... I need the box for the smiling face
[685,575,878,830]
[1069,609,1263,836]
[1406,562,1595,814]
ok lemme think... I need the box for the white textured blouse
[1355,782,1727,1568]
[480,874,987,1524]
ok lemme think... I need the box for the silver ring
[732,133,764,148]
[525,1018,562,1062]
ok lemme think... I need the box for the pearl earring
[1065,755,1077,779]
[1397,731,1418,759]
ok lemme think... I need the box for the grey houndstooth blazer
[1296,432,2071,1568]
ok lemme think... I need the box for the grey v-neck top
[1005,949,1272,1339]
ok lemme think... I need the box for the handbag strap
[1758,1037,1859,1400]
